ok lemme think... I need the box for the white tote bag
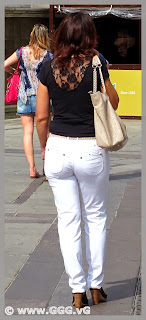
[89,55,128,151]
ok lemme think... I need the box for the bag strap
[15,46,23,72]
[92,55,106,94]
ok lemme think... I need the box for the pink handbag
[5,47,23,105]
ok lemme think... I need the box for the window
[94,16,140,64]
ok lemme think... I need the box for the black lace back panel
[51,57,91,91]
[39,55,109,137]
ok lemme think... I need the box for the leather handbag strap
[92,55,106,94]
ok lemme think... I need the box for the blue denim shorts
[17,95,36,115]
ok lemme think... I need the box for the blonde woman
[4,24,53,178]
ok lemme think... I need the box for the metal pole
[49,5,54,38]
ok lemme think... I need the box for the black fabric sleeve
[99,55,109,81]
[39,60,51,86]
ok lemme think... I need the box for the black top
[39,55,109,137]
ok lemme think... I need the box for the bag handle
[15,46,23,72]
[92,55,106,94]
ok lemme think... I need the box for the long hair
[51,12,98,67]
[29,24,50,60]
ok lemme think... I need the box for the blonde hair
[29,24,50,60]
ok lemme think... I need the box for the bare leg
[21,114,39,177]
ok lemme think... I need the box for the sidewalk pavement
[4,118,141,316]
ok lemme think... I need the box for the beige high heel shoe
[90,287,107,305]
[72,292,88,309]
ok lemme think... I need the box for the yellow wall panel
[109,70,141,117]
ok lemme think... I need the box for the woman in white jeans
[36,12,119,309]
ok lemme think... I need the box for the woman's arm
[104,78,119,110]
[4,52,18,74]
[36,81,50,160]
[99,55,119,110]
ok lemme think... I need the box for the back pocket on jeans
[81,150,104,175]
[45,148,64,175]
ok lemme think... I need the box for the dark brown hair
[51,12,98,67]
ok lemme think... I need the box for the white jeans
[44,135,110,293]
